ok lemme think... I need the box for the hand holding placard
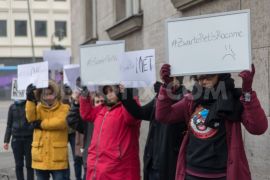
[26,84,37,102]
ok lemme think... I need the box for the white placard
[80,41,125,85]
[96,41,114,45]
[43,50,71,70]
[11,78,26,100]
[119,49,156,88]
[63,64,80,90]
[166,9,251,76]
[17,61,49,90]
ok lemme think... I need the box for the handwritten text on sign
[11,78,26,100]
[80,42,125,85]
[17,61,49,90]
[119,49,156,88]
[167,10,251,76]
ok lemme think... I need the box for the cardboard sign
[63,64,80,90]
[17,61,49,90]
[11,78,26,100]
[43,50,71,70]
[119,49,156,88]
[166,9,251,76]
[80,41,125,85]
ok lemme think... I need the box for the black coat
[121,89,187,180]
[4,101,33,143]
[66,101,94,167]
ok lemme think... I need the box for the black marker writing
[172,30,243,48]
[136,56,153,74]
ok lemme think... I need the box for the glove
[32,120,42,130]
[63,84,72,96]
[154,81,162,94]
[160,64,173,86]
[80,86,89,98]
[26,84,36,102]
[238,64,255,92]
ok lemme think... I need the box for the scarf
[192,74,243,128]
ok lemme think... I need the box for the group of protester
[3,63,268,180]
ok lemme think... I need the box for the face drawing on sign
[136,56,153,74]
[222,44,236,61]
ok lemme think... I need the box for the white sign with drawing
[80,41,125,85]
[166,9,251,76]
[11,78,26,100]
[119,49,156,88]
[63,64,80,90]
[17,61,49,90]
[43,50,71,70]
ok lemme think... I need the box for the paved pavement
[0,101,16,179]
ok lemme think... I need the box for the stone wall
[71,0,270,179]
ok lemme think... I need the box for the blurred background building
[0,0,71,99]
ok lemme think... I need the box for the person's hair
[36,80,61,102]
[102,85,119,95]
[91,92,103,105]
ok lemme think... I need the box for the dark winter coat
[121,89,186,180]
[66,101,94,167]
[4,101,33,143]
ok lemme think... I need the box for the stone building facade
[71,0,270,179]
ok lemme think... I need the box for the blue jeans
[36,169,68,180]
[11,136,34,180]
[68,133,84,180]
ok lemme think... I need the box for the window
[15,20,27,36]
[115,0,140,21]
[55,21,67,38]
[107,0,142,39]
[115,0,126,21]
[0,20,7,37]
[35,21,47,37]
[85,0,97,40]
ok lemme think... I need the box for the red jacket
[156,87,268,180]
[80,97,141,180]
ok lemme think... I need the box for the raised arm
[241,92,268,135]
[239,64,268,135]
[155,86,189,123]
[80,95,102,122]
[25,84,39,122]
[25,101,40,122]
[121,88,154,121]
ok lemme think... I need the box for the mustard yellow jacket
[26,100,70,170]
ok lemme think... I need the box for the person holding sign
[156,64,268,180]
[119,81,187,180]
[79,85,141,180]
[25,80,70,180]
[3,100,34,180]
[66,90,104,180]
